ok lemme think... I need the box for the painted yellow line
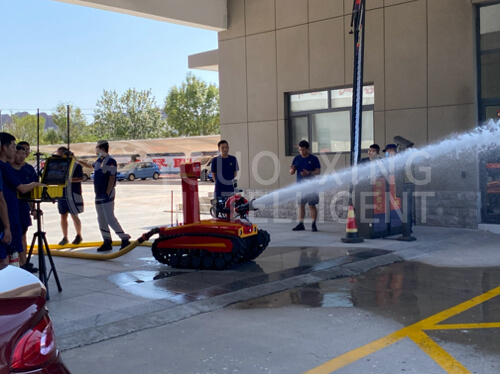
[303,329,408,374]
[305,284,500,374]
[408,330,471,373]
[418,285,500,328]
[425,322,500,330]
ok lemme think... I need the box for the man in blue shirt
[211,140,239,198]
[77,140,130,252]
[11,143,38,272]
[360,144,381,163]
[290,140,321,232]
[0,171,12,265]
[0,133,43,266]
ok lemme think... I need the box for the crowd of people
[0,135,132,272]
[0,131,407,270]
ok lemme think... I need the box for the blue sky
[0,0,219,120]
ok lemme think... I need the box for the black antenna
[66,105,70,151]
[36,109,41,177]
[37,109,40,155]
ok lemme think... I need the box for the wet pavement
[62,261,500,374]
[24,182,500,373]
[46,244,395,349]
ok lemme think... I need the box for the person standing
[290,140,321,232]
[0,171,12,265]
[383,143,397,157]
[0,133,43,266]
[55,146,84,246]
[360,144,381,163]
[76,140,130,252]
[10,144,38,272]
[211,140,239,199]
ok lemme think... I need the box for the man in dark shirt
[211,140,239,199]
[55,147,84,246]
[77,140,130,252]
[11,143,38,272]
[0,173,12,265]
[0,133,43,266]
[360,144,381,163]
[290,140,321,232]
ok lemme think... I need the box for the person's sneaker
[72,235,82,245]
[21,262,38,273]
[97,240,113,252]
[292,223,305,231]
[58,237,69,246]
[120,239,131,250]
[312,222,318,232]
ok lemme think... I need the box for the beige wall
[219,0,479,191]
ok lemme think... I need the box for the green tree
[52,103,89,144]
[93,89,164,140]
[42,128,61,145]
[6,114,41,144]
[163,73,220,137]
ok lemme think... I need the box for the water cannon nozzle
[248,199,258,212]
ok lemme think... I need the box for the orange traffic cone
[341,204,364,243]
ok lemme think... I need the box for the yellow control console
[20,156,76,201]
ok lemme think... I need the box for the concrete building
[56,0,500,229]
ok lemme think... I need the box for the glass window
[485,105,500,120]
[287,85,375,155]
[290,91,328,112]
[361,111,374,149]
[290,116,308,154]
[480,4,500,35]
[311,111,351,153]
[331,85,374,108]
[479,3,500,100]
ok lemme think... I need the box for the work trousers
[95,199,130,241]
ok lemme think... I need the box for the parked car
[117,161,161,181]
[0,264,71,374]
[195,155,215,182]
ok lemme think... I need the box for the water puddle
[108,270,189,287]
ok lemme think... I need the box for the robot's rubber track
[152,232,246,270]
[151,230,270,270]
[240,230,271,262]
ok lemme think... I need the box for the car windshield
[195,156,212,165]
[120,163,138,171]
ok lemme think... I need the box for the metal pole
[350,0,366,168]
[348,0,366,204]
[342,0,366,243]
[37,109,40,159]
[67,105,70,149]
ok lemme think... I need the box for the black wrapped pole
[342,0,366,243]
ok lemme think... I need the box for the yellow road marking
[426,322,500,330]
[305,284,500,374]
[408,330,471,373]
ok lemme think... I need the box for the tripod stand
[26,200,62,300]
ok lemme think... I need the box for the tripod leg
[36,231,50,300]
[43,232,62,292]
[27,233,37,264]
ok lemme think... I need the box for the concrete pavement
[24,179,500,354]
[32,193,500,353]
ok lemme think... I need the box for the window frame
[285,85,375,156]
[476,0,500,122]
